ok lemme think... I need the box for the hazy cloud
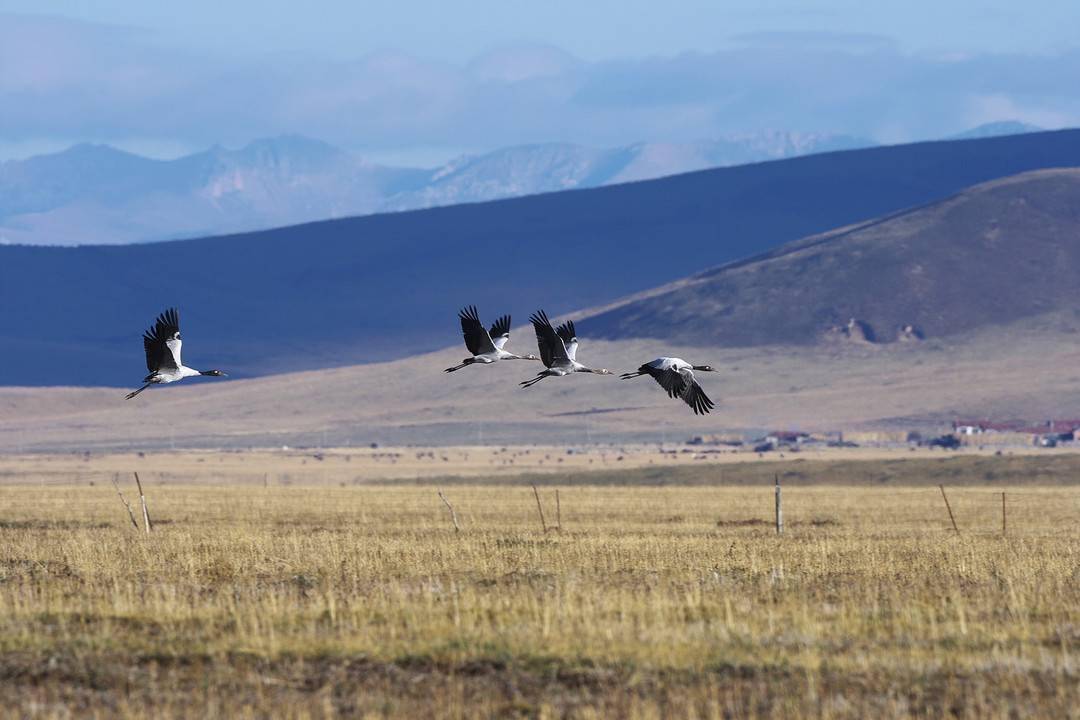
[3,13,1080,161]
[726,31,898,53]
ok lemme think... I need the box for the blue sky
[2,1,1079,163]
[5,1,1078,61]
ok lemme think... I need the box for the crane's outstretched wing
[459,306,497,356]
[529,310,569,368]
[654,367,687,399]
[143,307,182,372]
[680,376,715,415]
[555,319,578,361]
[489,314,511,350]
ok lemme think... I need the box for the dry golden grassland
[0,454,1078,718]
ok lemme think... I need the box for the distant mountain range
[0,131,869,246]
[0,123,1048,248]
[950,121,1044,140]
[2,128,1080,387]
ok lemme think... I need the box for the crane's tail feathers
[125,384,151,400]
[619,371,645,380]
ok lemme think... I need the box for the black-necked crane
[520,310,613,387]
[125,308,227,400]
[444,305,538,372]
[620,357,716,415]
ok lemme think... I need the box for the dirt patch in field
[0,651,1074,719]
[0,519,111,530]
[715,518,772,527]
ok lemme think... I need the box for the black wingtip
[529,309,551,328]
[153,307,180,332]
[690,389,715,415]
[458,305,481,323]
[490,314,512,338]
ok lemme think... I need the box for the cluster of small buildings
[686,431,843,452]
[751,431,855,452]
[951,419,1080,447]
[686,419,1080,452]
[753,421,1080,450]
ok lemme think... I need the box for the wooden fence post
[437,488,461,533]
[1001,491,1006,537]
[532,484,548,533]
[774,474,783,535]
[134,472,152,533]
[938,484,959,535]
[555,488,562,532]
[111,473,140,530]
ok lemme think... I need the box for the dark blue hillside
[3,128,1080,386]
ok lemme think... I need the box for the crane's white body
[151,336,201,383]
[126,308,226,399]
[645,356,693,376]
[154,367,202,383]
[473,333,515,362]
[445,306,538,372]
[621,356,716,415]
[472,346,525,364]
[520,311,611,387]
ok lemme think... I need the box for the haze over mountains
[30,126,1072,247]
[0,131,871,247]
[0,123,1044,248]
[2,129,1080,388]
[950,121,1044,140]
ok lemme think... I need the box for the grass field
[1,455,1078,718]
